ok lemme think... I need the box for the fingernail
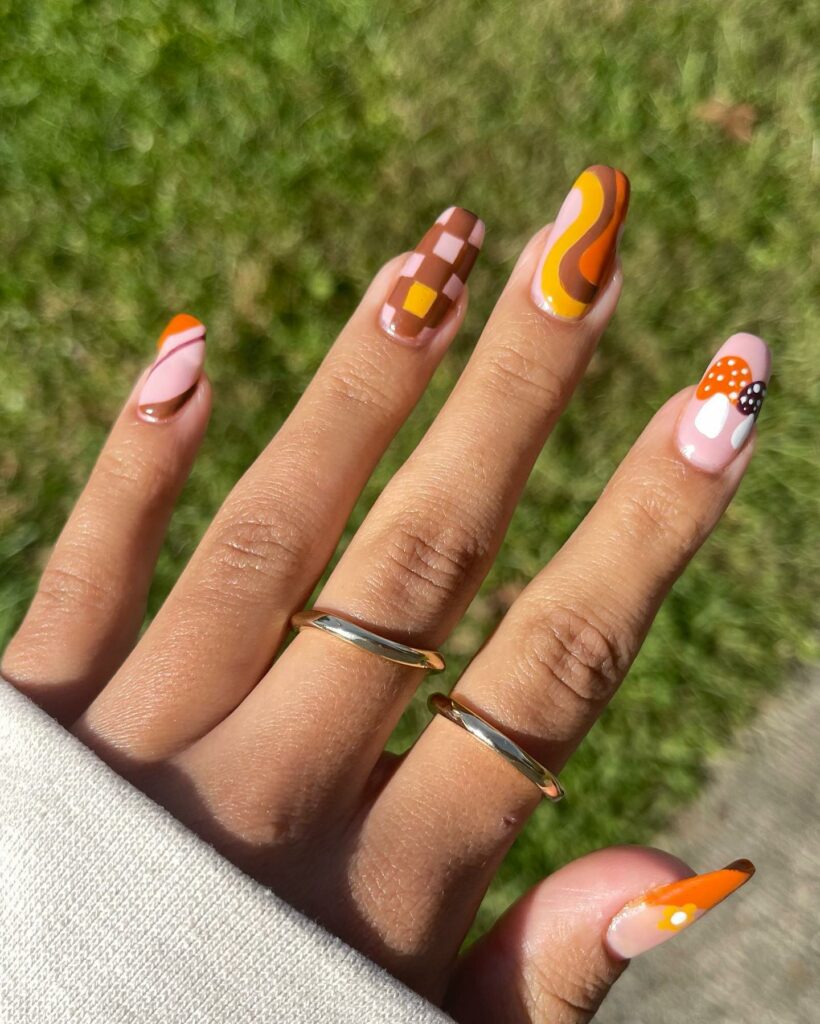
[379,207,484,345]
[137,314,207,422]
[531,164,630,321]
[606,859,754,960]
[677,333,771,472]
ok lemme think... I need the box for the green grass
[1,0,818,936]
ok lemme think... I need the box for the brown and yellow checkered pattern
[380,207,484,344]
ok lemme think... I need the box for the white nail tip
[731,417,754,450]
[694,393,730,439]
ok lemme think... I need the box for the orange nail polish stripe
[137,313,207,422]
[636,859,755,912]
[534,165,629,320]
[606,859,755,959]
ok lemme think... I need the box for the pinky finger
[1,315,210,723]
[445,846,754,1023]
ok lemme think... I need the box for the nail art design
[531,165,630,321]
[380,207,484,345]
[137,314,206,422]
[677,333,771,472]
[606,859,754,960]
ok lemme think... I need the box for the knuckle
[618,464,702,562]
[207,500,310,584]
[95,438,177,506]
[376,505,487,615]
[322,355,397,423]
[523,602,624,710]
[480,337,566,411]
[525,954,610,1022]
[2,552,119,687]
[36,559,114,616]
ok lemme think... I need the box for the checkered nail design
[380,207,484,344]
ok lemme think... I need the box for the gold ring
[291,609,445,672]
[428,693,564,801]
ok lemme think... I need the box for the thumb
[444,846,754,1023]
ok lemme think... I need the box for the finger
[354,334,770,974]
[445,847,755,1022]
[78,210,483,760]
[1,315,210,723]
[183,167,630,841]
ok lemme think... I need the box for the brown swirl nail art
[379,207,484,344]
[137,314,206,422]
[531,165,630,321]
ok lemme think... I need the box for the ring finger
[181,166,630,842]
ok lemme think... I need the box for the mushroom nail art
[137,314,207,423]
[677,333,771,473]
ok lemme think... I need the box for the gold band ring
[428,693,564,801]
[291,609,445,672]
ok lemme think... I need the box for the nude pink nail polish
[606,860,754,960]
[137,314,206,422]
[677,333,771,472]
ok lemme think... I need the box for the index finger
[353,333,771,981]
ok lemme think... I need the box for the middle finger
[184,166,630,836]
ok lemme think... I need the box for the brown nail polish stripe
[380,207,484,344]
[533,165,629,321]
[561,166,625,304]
[139,382,200,421]
[137,314,206,422]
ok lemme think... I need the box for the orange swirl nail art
[606,859,755,959]
[532,165,630,321]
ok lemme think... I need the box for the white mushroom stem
[694,392,731,439]
[731,417,754,450]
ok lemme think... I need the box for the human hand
[3,167,765,1021]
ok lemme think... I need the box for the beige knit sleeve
[0,681,451,1024]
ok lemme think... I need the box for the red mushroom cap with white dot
[696,355,752,403]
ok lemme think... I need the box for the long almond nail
[379,207,484,345]
[677,333,771,472]
[531,165,630,321]
[137,314,207,422]
[606,859,754,960]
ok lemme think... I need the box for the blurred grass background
[1,0,817,935]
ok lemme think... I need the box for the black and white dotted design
[737,380,767,419]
